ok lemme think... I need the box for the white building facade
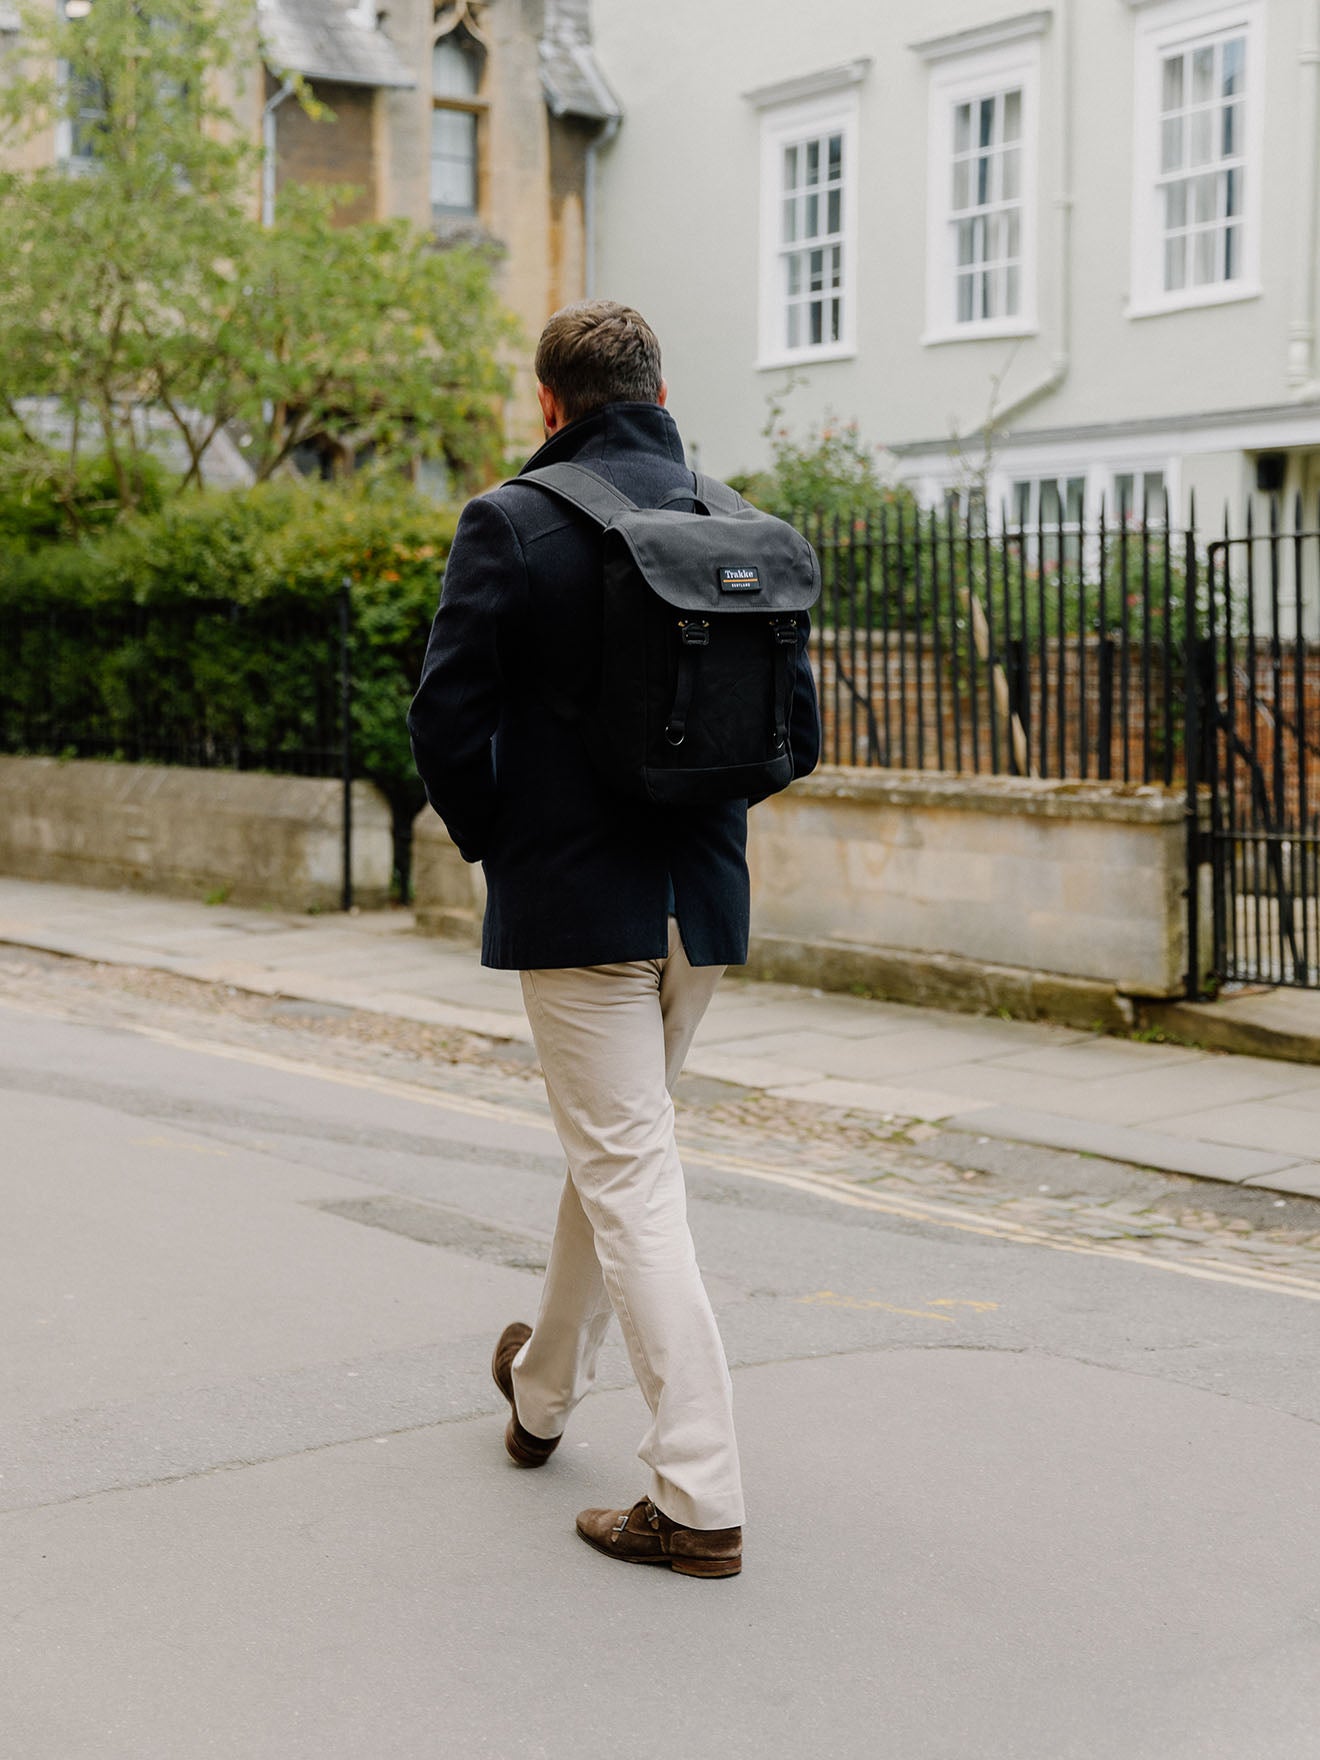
[590,0,1320,527]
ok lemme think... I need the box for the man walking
[408,300,819,1578]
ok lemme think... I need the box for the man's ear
[657,379,668,408]
[537,382,563,435]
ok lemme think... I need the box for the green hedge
[0,481,457,896]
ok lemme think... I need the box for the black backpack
[518,463,820,807]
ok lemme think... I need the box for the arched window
[431,29,484,217]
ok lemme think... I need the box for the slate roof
[540,0,620,125]
[259,0,416,91]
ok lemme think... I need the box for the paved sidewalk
[2,875,1319,1199]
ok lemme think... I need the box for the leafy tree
[0,0,515,529]
[213,183,517,488]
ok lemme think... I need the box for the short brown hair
[534,300,663,425]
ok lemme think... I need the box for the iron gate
[1190,510,1320,991]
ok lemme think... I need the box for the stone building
[259,0,621,447]
[0,0,621,455]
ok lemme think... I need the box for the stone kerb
[746,768,1193,1026]
[0,756,392,911]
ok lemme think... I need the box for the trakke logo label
[718,566,761,592]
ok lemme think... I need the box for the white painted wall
[591,0,1320,517]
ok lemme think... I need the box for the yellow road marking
[798,1290,957,1323]
[132,1134,230,1159]
[11,1002,1320,1307]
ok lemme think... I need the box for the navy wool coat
[407,401,820,970]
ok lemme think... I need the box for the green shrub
[0,479,456,896]
[0,445,173,544]
[729,407,915,529]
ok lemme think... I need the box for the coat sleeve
[407,494,527,863]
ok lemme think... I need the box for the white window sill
[1125,283,1262,320]
[921,321,1039,347]
[756,344,858,371]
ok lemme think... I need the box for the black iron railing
[3,499,1317,992]
[0,583,357,907]
[800,499,1195,786]
[1199,504,1320,990]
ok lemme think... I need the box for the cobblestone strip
[6,954,1320,1291]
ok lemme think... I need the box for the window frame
[430,24,486,222]
[1127,0,1265,318]
[756,87,860,370]
[55,75,106,175]
[1010,474,1089,533]
[54,0,107,177]
[1112,466,1170,526]
[923,39,1041,346]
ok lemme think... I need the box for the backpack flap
[608,507,820,617]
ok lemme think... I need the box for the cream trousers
[511,920,744,1531]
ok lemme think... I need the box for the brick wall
[812,633,1320,824]
[813,633,1177,783]
[1217,645,1320,831]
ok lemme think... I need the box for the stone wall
[745,769,1202,1027]
[411,770,1205,1027]
[0,758,393,912]
[411,807,487,939]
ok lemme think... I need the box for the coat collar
[518,401,687,474]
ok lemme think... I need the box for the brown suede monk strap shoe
[491,1322,561,1468]
[576,1498,742,1578]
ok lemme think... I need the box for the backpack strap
[691,473,744,516]
[663,617,711,748]
[515,462,638,527]
[657,474,746,515]
[769,616,799,752]
[521,463,743,522]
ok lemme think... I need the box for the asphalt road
[3,962,1320,1760]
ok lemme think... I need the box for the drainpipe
[262,77,295,228]
[984,0,1073,432]
[583,112,620,299]
[1288,0,1320,397]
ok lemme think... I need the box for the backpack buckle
[678,618,710,646]
[770,618,798,647]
